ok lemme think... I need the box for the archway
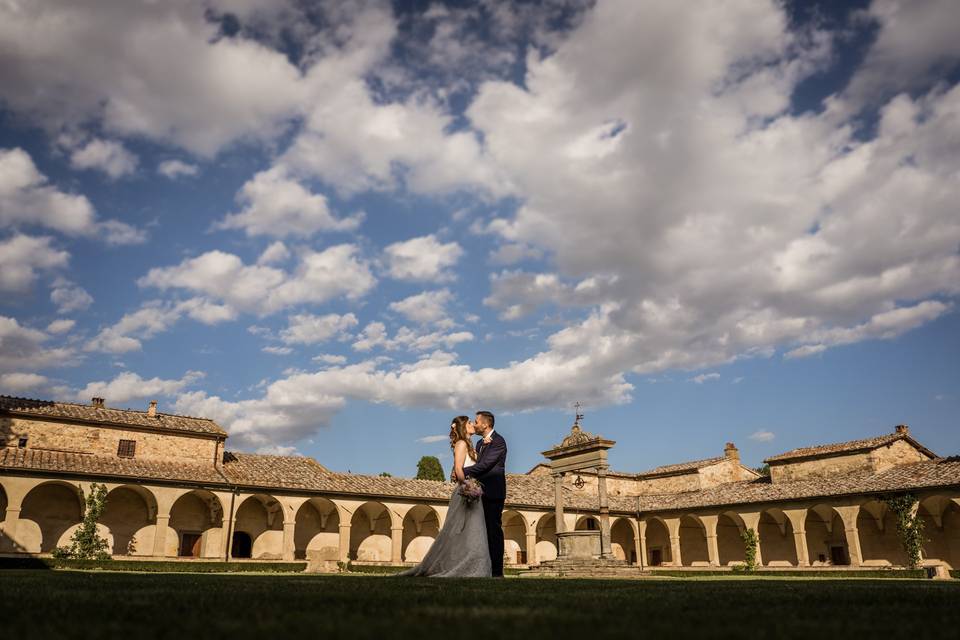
[758,508,798,566]
[102,485,157,556]
[644,517,672,566]
[679,515,709,566]
[294,497,340,561]
[503,510,528,565]
[0,483,8,552]
[804,505,849,566]
[611,518,637,563]
[919,497,960,568]
[349,502,393,562]
[535,513,558,562]
[717,512,746,566]
[858,500,907,566]
[231,531,253,558]
[233,494,283,559]
[169,489,223,558]
[19,481,84,553]
[575,515,600,531]
[402,505,440,563]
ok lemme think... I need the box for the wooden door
[650,548,662,566]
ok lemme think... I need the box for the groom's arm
[463,438,505,478]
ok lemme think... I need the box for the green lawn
[2,571,957,639]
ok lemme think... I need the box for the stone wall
[770,439,931,483]
[4,416,220,465]
[870,439,931,472]
[635,472,702,495]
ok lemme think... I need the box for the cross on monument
[574,401,584,426]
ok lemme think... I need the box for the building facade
[1,395,958,570]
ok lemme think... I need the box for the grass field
[2,571,957,640]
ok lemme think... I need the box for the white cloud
[46,319,76,334]
[50,278,93,314]
[784,344,828,360]
[217,167,363,238]
[0,315,76,372]
[383,235,463,282]
[313,354,347,365]
[157,159,199,179]
[389,289,453,325]
[0,372,49,392]
[257,241,291,266]
[69,138,138,179]
[352,322,473,353]
[749,430,775,443]
[280,313,358,345]
[0,235,69,292]
[689,372,720,384]
[76,370,204,404]
[417,435,448,444]
[262,346,293,356]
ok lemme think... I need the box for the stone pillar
[282,520,296,561]
[152,513,171,558]
[700,515,720,567]
[835,505,863,567]
[391,526,404,564]
[664,517,682,567]
[740,511,763,567]
[2,507,22,553]
[553,472,565,534]
[638,519,648,568]
[597,466,612,558]
[525,531,538,566]
[338,523,351,563]
[783,508,810,567]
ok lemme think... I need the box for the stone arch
[168,489,224,558]
[294,497,340,561]
[349,501,393,562]
[857,500,907,566]
[102,484,158,556]
[679,514,709,566]
[804,504,849,566]
[574,515,600,531]
[402,504,440,563]
[535,513,558,562]
[758,508,798,566]
[611,517,637,563]
[644,517,672,566]
[919,495,960,568]
[232,493,283,559]
[19,481,84,553]
[717,512,746,566]
[0,482,7,552]
[503,510,528,565]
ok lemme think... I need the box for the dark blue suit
[464,431,507,576]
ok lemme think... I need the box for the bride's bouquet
[459,478,484,505]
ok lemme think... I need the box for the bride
[397,416,492,577]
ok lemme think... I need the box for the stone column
[835,505,863,567]
[638,519,648,568]
[152,512,171,558]
[783,508,810,567]
[391,526,404,564]
[282,520,297,561]
[739,511,764,567]
[664,517,682,567]
[553,472,565,534]
[1,507,22,553]
[525,530,538,566]
[700,515,720,567]
[338,522,351,563]
[597,466,612,558]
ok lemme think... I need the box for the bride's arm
[453,440,467,483]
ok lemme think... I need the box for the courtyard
[2,571,957,639]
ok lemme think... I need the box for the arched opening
[535,514,558,562]
[919,497,960,568]
[758,508,798,566]
[0,483,8,552]
[575,515,600,531]
[19,482,84,553]
[231,531,253,558]
[503,510,527,565]
[804,505,849,566]
[644,518,671,566]
[233,494,283,559]
[349,502,392,562]
[858,500,907,566]
[294,497,340,561]
[169,489,223,558]
[717,512,746,566]
[102,485,157,556]
[611,518,637,563]
[402,505,440,563]
[679,515,709,566]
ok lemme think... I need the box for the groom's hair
[476,411,495,429]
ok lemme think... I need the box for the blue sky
[1,0,958,477]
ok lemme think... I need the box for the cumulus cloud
[85,298,235,354]
[313,354,347,365]
[689,372,720,384]
[749,430,776,443]
[280,312,358,345]
[383,235,463,282]
[0,316,76,372]
[69,138,138,179]
[262,346,293,356]
[0,235,69,292]
[157,159,199,179]
[257,241,291,266]
[50,278,94,314]
[352,322,473,353]
[46,319,76,334]
[76,370,204,404]
[0,372,49,392]
[417,435,449,444]
[389,289,453,325]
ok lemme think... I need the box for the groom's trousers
[482,496,505,577]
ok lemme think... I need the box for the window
[18,436,28,448]
[117,439,136,458]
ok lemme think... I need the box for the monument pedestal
[557,530,602,559]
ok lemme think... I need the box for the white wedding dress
[397,456,492,577]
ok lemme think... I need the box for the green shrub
[740,528,759,571]
[57,483,111,561]
[0,558,306,573]
[883,494,925,569]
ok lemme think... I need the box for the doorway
[232,531,253,558]
[179,533,202,557]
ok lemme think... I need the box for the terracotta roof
[0,396,227,437]
[0,447,225,484]
[221,453,330,490]
[636,456,725,478]
[764,430,937,463]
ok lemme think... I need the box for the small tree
[740,528,759,571]
[884,493,925,568]
[415,456,445,481]
[378,472,393,478]
[54,482,111,560]
[754,464,770,477]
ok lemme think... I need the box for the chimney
[895,424,909,436]
[148,400,158,417]
[724,442,740,462]
[91,397,105,408]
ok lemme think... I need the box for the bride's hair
[449,415,477,462]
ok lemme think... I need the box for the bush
[58,483,111,561]
[883,494,925,569]
[740,528,759,572]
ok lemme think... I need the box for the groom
[463,410,507,578]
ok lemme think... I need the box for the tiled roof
[0,396,227,437]
[221,453,330,490]
[0,447,226,484]
[764,431,936,463]
[636,456,725,478]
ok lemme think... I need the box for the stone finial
[91,397,105,408]
[148,400,158,417]
[724,441,740,462]
[895,424,909,435]
[560,423,599,449]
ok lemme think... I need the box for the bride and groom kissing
[399,411,508,578]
